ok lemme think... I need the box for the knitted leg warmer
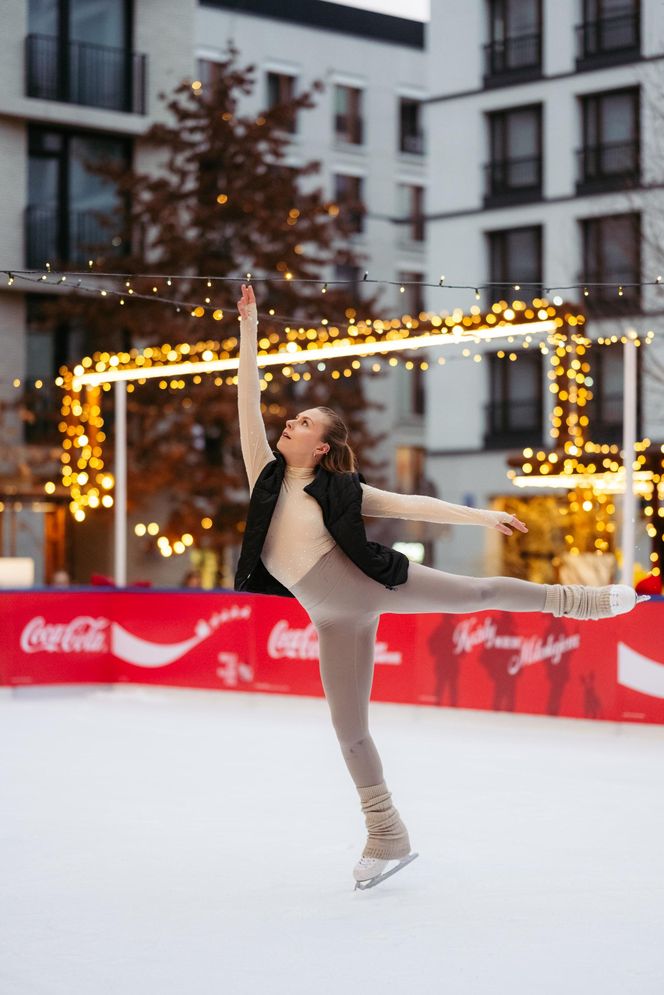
[357,781,411,860]
[543,583,613,621]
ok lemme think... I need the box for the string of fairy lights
[1,265,662,576]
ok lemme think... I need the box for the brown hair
[315,406,359,474]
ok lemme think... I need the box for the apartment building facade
[423,0,664,577]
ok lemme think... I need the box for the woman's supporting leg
[315,614,384,788]
[315,614,411,860]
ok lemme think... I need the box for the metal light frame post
[114,380,127,586]
[621,330,638,586]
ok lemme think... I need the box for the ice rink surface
[1,683,663,995]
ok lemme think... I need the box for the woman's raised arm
[360,483,527,533]
[237,283,275,492]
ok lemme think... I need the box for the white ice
[1,684,663,995]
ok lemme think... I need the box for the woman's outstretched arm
[237,283,275,492]
[360,483,526,534]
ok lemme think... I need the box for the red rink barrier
[1,589,663,724]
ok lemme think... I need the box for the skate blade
[636,594,651,604]
[353,852,419,891]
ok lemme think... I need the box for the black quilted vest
[234,449,410,598]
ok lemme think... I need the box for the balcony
[483,155,542,207]
[25,205,125,268]
[483,399,542,450]
[25,34,147,114]
[576,140,640,194]
[483,32,542,87]
[575,9,640,70]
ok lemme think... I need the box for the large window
[334,85,363,145]
[576,0,641,68]
[485,105,542,206]
[586,344,642,442]
[487,225,543,305]
[266,72,298,133]
[578,88,640,192]
[26,125,130,267]
[397,184,425,242]
[581,213,641,314]
[399,99,424,154]
[484,351,543,449]
[26,0,145,113]
[484,0,542,85]
[334,174,365,235]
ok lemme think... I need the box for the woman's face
[277,408,329,467]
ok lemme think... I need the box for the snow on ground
[1,684,663,995]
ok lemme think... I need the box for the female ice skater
[234,283,650,889]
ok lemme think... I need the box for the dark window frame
[484,0,543,87]
[577,86,640,193]
[334,84,364,145]
[484,349,544,449]
[576,0,641,70]
[26,122,132,268]
[486,224,543,304]
[580,212,641,315]
[399,98,425,155]
[266,70,298,134]
[25,0,146,114]
[585,342,642,442]
[485,103,543,207]
[334,173,366,235]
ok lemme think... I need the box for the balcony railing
[25,205,125,268]
[483,32,542,86]
[579,271,641,315]
[576,140,640,192]
[576,9,640,68]
[484,155,542,206]
[25,33,147,114]
[484,399,542,450]
[400,132,425,155]
[334,113,364,145]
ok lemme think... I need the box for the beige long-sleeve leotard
[237,303,511,589]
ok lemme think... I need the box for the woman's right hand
[237,282,256,320]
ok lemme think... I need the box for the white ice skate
[353,852,419,891]
[608,585,651,616]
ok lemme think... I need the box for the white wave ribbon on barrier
[617,642,664,699]
[110,622,211,667]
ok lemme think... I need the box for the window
[334,263,361,298]
[581,213,641,314]
[334,174,365,234]
[485,351,543,448]
[196,58,223,89]
[586,344,642,442]
[26,0,146,113]
[397,271,424,317]
[576,0,640,67]
[397,184,425,242]
[24,294,86,444]
[485,105,542,205]
[578,88,640,191]
[487,226,542,305]
[396,446,426,491]
[399,99,424,154]
[334,85,363,144]
[484,0,542,85]
[26,125,130,267]
[266,72,297,133]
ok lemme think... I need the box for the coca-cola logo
[266,620,402,665]
[20,616,109,654]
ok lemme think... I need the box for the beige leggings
[289,543,549,789]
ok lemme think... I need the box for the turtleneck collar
[285,463,317,477]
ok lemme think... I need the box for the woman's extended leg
[356,560,550,616]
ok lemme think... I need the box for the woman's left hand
[494,514,528,536]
